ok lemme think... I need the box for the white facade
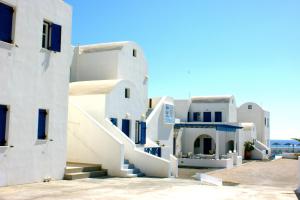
[71,42,148,112]
[238,102,270,147]
[68,42,177,177]
[0,0,72,186]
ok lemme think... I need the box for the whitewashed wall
[70,42,148,113]
[0,0,72,186]
[238,102,270,147]
[146,97,175,156]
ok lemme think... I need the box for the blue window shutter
[203,112,211,122]
[50,23,61,52]
[38,110,47,140]
[0,3,13,43]
[110,118,118,126]
[215,112,222,122]
[140,122,146,144]
[0,105,8,145]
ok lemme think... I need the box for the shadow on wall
[41,49,51,71]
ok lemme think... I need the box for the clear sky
[65,0,300,139]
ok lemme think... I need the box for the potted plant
[244,141,254,160]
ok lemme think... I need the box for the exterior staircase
[146,108,153,118]
[64,162,108,180]
[122,159,145,177]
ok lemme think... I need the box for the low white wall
[179,158,233,169]
[67,103,124,176]
[251,146,265,160]
[282,153,299,159]
[102,119,171,177]
[170,154,178,177]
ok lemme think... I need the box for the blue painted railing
[144,147,161,157]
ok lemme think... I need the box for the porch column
[234,130,237,153]
[215,130,219,160]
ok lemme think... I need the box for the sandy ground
[207,159,298,188]
[0,159,298,200]
[0,178,297,200]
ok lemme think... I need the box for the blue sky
[65,0,300,139]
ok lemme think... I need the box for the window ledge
[0,40,17,49]
[40,48,52,53]
[36,139,48,145]
[0,146,10,153]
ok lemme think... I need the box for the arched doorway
[226,140,234,153]
[194,135,215,155]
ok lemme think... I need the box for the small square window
[248,105,252,109]
[125,88,130,98]
[133,49,137,57]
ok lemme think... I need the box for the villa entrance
[194,135,215,155]
[226,140,234,153]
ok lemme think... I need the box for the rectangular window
[0,2,14,43]
[37,109,48,140]
[0,105,8,146]
[133,49,137,57]
[125,88,130,98]
[110,118,118,126]
[248,105,252,109]
[215,112,222,122]
[193,112,201,122]
[203,112,212,122]
[42,20,62,52]
[135,121,140,144]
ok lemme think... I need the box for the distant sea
[271,139,300,148]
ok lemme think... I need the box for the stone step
[122,163,135,169]
[64,170,107,180]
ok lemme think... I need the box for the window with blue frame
[37,109,48,140]
[215,112,222,122]
[42,20,62,52]
[0,105,8,146]
[193,112,201,121]
[203,112,212,122]
[0,2,14,43]
[135,121,146,144]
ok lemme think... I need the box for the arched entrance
[226,140,234,153]
[194,134,215,155]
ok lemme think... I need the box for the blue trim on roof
[174,123,242,132]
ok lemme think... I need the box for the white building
[0,0,72,186]
[174,96,242,168]
[68,42,177,178]
[173,96,270,168]
[238,102,270,147]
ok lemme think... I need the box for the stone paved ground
[0,159,298,200]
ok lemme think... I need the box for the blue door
[140,122,146,144]
[215,112,222,122]
[203,112,211,122]
[122,119,130,137]
[203,138,212,154]
[0,105,7,145]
